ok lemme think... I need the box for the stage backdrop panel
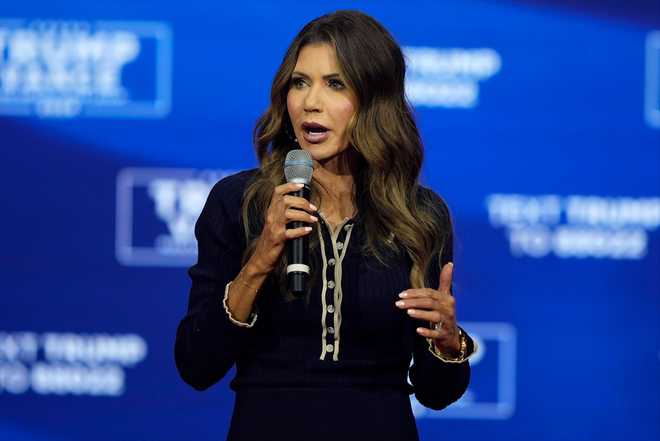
[1,1,658,440]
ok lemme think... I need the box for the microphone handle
[286,184,311,295]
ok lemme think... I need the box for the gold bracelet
[234,270,260,294]
[428,327,468,363]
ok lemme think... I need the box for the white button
[328,258,336,266]
[325,344,334,353]
[327,280,335,289]
[327,326,335,334]
[327,305,335,313]
[336,242,344,250]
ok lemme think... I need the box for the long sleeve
[174,175,257,391]
[409,338,471,409]
[408,189,473,410]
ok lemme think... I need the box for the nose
[303,83,322,113]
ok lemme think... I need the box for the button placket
[317,224,332,361]
[316,213,355,361]
[329,226,342,361]
[324,228,336,353]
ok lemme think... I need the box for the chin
[300,143,345,161]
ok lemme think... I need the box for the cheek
[286,92,299,119]
[336,99,356,132]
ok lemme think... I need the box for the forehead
[293,43,341,73]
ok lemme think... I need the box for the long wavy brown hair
[241,10,452,294]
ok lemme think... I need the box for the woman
[175,10,477,441]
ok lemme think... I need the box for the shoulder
[208,168,259,209]
[200,168,259,231]
[212,168,259,194]
[416,184,451,222]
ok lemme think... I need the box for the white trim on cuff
[222,281,258,328]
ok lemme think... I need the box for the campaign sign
[0,19,172,118]
[115,168,236,267]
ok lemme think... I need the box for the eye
[328,78,345,90]
[290,77,306,89]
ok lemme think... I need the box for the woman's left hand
[395,262,461,356]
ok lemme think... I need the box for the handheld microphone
[284,149,314,296]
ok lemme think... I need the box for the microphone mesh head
[284,149,313,184]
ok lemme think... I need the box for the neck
[311,148,358,218]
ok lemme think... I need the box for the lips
[301,121,330,144]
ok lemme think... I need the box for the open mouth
[302,121,329,134]
[300,122,331,144]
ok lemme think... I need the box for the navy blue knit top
[174,169,475,441]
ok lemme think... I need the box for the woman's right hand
[250,182,318,274]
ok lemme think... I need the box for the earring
[284,122,298,144]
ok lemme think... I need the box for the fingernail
[310,204,318,211]
[304,227,312,231]
[310,216,318,222]
[399,292,408,298]
[395,300,404,307]
[407,309,416,315]
[296,183,304,188]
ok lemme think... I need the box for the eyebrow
[291,71,342,80]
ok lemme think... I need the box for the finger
[394,297,438,310]
[284,226,313,239]
[398,288,439,299]
[439,262,453,295]
[274,182,305,196]
[405,308,442,323]
[415,326,445,340]
[285,208,318,224]
[283,195,317,213]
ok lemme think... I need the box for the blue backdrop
[1,1,659,440]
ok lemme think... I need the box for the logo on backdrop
[403,46,501,108]
[0,19,172,118]
[486,194,660,260]
[0,331,147,397]
[115,168,236,267]
[645,31,660,129]
[411,322,516,420]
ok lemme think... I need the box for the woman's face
[286,43,358,164]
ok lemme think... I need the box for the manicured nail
[395,301,404,307]
[310,204,318,211]
[310,216,318,222]
[296,183,304,188]
[416,328,425,334]
[399,292,408,298]
[304,227,312,231]
[407,309,416,315]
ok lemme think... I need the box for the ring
[433,321,443,331]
